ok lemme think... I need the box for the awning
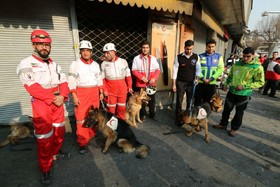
[201,5,224,37]
[97,0,193,15]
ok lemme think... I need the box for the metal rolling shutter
[0,0,75,124]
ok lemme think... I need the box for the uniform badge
[23,73,34,81]
[191,59,197,65]
[213,59,218,64]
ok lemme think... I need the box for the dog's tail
[0,138,10,148]
[117,138,136,153]
[117,139,150,159]
[135,144,150,159]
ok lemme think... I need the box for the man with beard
[132,40,160,120]
[68,40,103,154]
[17,30,70,185]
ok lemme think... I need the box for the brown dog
[126,89,150,128]
[180,103,211,143]
[84,107,150,159]
[210,93,223,112]
[0,118,34,148]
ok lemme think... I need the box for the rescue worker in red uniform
[68,40,103,154]
[132,40,160,120]
[101,43,133,120]
[17,30,70,185]
[263,57,280,98]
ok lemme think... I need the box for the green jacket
[225,58,265,96]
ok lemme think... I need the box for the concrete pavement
[0,90,279,187]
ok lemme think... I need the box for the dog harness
[106,116,118,131]
[196,107,207,120]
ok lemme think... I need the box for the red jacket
[132,54,160,87]
[265,60,280,80]
[101,56,132,97]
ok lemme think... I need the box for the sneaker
[53,150,71,160]
[79,146,88,154]
[228,129,238,137]
[213,124,226,129]
[41,171,51,185]
[268,95,277,98]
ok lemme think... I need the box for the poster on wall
[151,22,177,90]
[179,24,194,53]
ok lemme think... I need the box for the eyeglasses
[31,34,50,39]
[243,55,252,58]
[35,43,51,48]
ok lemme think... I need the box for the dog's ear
[140,88,144,94]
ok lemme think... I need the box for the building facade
[0,0,252,124]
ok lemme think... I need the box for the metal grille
[76,0,148,66]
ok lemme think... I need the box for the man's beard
[37,49,50,59]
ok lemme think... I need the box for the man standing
[17,29,70,184]
[172,40,200,126]
[194,39,224,106]
[262,51,279,97]
[213,47,265,136]
[101,43,133,120]
[132,40,160,120]
[68,40,103,154]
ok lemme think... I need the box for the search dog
[0,117,34,148]
[210,93,223,112]
[84,107,150,159]
[126,89,150,128]
[180,103,211,143]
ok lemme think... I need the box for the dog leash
[188,81,197,117]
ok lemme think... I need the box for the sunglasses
[31,34,50,39]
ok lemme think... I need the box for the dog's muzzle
[83,118,98,128]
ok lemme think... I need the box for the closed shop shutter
[0,0,75,124]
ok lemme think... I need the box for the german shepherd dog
[126,89,151,128]
[84,107,150,159]
[0,118,34,148]
[210,93,223,112]
[179,103,211,143]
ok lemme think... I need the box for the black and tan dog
[210,93,223,112]
[84,107,150,159]
[179,103,211,143]
[126,89,151,128]
[0,117,34,148]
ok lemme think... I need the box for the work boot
[41,171,51,185]
[53,150,71,160]
[79,146,88,154]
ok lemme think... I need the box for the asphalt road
[0,90,279,187]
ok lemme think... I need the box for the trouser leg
[220,92,235,127]
[231,96,249,130]
[116,96,127,120]
[32,98,54,172]
[148,93,156,118]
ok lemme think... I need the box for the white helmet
[79,40,92,50]
[103,43,116,52]
[146,86,157,95]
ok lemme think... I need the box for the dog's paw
[205,138,210,143]
[137,120,143,124]
[185,131,193,137]
[102,149,108,154]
